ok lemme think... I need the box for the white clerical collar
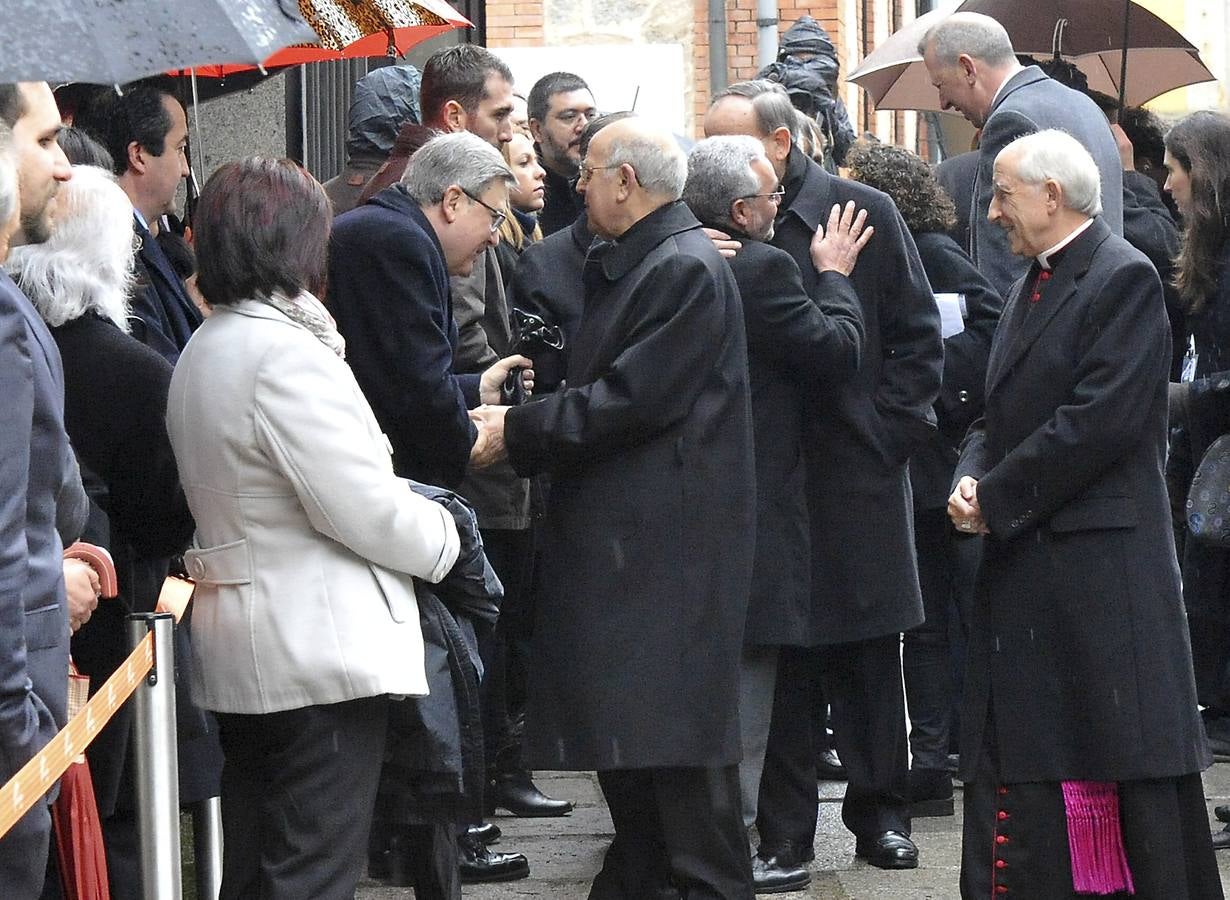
[1037,218,1093,270]
[133,208,149,231]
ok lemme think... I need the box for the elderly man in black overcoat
[478,116,757,900]
[949,128,1218,899]
[706,80,943,873]
[682,134,869,893]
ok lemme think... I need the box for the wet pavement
[357,766,1230,898]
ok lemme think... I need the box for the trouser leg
[822,635,911,838]
[754,646,818,857]
[590,769,671,900]
[736,645,779,831]
[653,765,754,900]
[904,507,956,771]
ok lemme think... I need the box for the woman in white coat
[165,157,461,900]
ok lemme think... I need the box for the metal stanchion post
[192,796,223,900]
[127,612,182,900]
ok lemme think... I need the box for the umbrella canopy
[188,0,471,77]
[848,0,1215,111]
[1,0,319,84]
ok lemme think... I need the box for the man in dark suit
[920,13,1123,298]
[0,80,89,899]
[949,128,1219,898]
[705,80,943,874]
[74,79,201,363]
[478,116,758,899]
[935,149,978,250]
[682,134,868,893]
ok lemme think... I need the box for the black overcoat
[724,236,864,645]
[955,218,1209,783]
[773,150,943,644]
[505,201,756,770]
[328,186,481,489]
[908,230,1003,510]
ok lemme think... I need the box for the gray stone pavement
[357,767,1230,899]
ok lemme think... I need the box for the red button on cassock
[996,859,1008,869]
[998,787,1009,796]
[998,811,1009,820]
[996,835,1008,845]
[996,886,1009,894]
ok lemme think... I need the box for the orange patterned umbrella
[188,0,471,76]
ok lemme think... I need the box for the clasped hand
[947,475,989,535]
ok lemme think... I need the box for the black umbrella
[1,0,319,84]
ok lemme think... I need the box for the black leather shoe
[855,831,919,869]
[457,833,530,883]
[751,853,810,893]
[1216,804,1230,824]
[909,768,955,818]
[816,747,847,781]
[487,771,574,817]
[467,822,501,845]
[1214,826,1230,851]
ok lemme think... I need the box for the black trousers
[478,527,535,779]
[591,766,753,900]
[757,635,910,853]
[215,695,388,900]
[962,723,1223,899]
[903,508,978,770]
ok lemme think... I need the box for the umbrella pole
[1116,0,1130,118]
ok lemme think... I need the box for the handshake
[469,354,534,469]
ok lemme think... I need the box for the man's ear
[127,140,146,175]
[958,54,977,83]
[442,100,468,135]
[528,118,545,145]
[441,184,465,223]
[769,126,792,163]
[615,163,637,201]
[1044,179,1062,212]
[730,199,750,232]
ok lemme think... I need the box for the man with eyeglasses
[475,116,759,899]
[527,72,597,236]
[705,80,943,882]
[683,134,870,893]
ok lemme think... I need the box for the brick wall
[488,0,922,148]
[485,0,544,46]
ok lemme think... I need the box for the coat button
[958,389,970,402]
[190,557,205,579]
[996,835,1009,845]
[997,810,1009,821]
[996,859,1008,869]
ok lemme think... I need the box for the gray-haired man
[683,134,870,893]
[919,12,1123,297]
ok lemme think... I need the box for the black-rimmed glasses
[738,190,785,204]
[461,188,507,233]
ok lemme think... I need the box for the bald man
[481,118,757,899]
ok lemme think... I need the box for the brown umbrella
[848,0,1215,111]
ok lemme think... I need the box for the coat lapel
[986,218,1110,395]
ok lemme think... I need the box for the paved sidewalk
[358,766,1230,898]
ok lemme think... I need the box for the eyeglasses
[554,109,596,125]
[578,162,620,183]
[461,187,507,234]
[738,190,784,204]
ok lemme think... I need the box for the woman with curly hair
[1162,111,1230,781]
[845,140,1003,818]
